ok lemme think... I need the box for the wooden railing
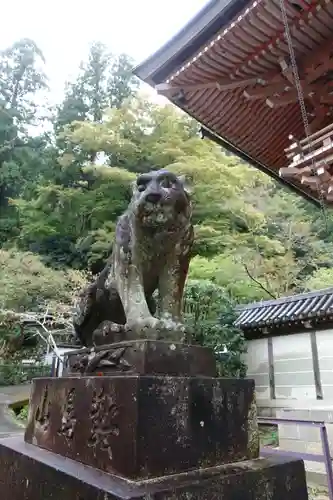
[280,123,333,202]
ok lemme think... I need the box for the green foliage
[17,404,29,421]
[0,363,49,386]
[0,249,86,310]
[56,43,138,130]
[0,39,49,241]
[259,425,279,447]
[304,268,333,291]
[0,36,333,370]
[7,85,333,297]
[12,89,332,295]
[13,167,134,269]
[184,280,247,377]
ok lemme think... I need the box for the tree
[14,93,333,301]
[13,166,134,269]
[54,44,139,187]
[184,280,247,377]
[0,248,85,366]
[0,249,85,311]
[0,38,331,312]
[0,39,49,243]
[0,38,47,124]
[304,268,333,291]
[55,43,138,131]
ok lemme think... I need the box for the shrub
[0,249,86,311]
[183,279,247,377]
[0,362,50,386]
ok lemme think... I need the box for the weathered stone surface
[25,375,258,479]
[62,340,217,377]
[73,170,194,347]
[0,436,309,500]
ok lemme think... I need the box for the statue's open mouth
[141,201,174,225]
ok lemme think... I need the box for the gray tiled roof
[235,287,333,330]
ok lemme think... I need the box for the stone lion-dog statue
[73,169,194,346]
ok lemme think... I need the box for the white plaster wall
[316,329,333,400]
[244,338,270,401]
[244,329,333,484]
[272,333,316,400]
[246,329,333,406]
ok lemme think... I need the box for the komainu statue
[73,169,194,346]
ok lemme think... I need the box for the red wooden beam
[309,106,329,133]
[244,82,292,99]
[321,95,333,106]
[266,86,316,107]
[305,59,333,84]
[155,76,262,95]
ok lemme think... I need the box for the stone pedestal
[0,437,308,499]
[24,375,258,478]
[0,340,309,499]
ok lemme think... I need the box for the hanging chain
[279,0,329,229]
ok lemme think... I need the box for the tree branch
[243,263,277,299]
[0,308,75,362]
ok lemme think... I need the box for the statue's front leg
[157,256,189,341]
[112,258,158,333]
[158,242,190,321]
[158,264,185,322]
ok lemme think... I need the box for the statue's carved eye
[160,178,173,189]
[138,184,146,192]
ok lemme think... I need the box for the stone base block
[0,436,308,500]
[62,340,217,377]
[25,375,258,479]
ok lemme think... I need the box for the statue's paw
[125,316,159,338]
[125,316,186,342]
[133,316,159,329]
[158,318,185,333]
[92,321,125,346]
[154,316,187,342]
[158,317,186,333]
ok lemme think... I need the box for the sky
[1,0,208,104]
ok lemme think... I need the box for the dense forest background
[1,37,333,321]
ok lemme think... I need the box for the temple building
[134,0,333,205]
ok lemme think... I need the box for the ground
[308,485,329,500]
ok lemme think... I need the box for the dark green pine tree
[55,42,139,131]
[54,42,139,184]
[0,38,48,243]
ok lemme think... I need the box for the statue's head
[131,169,191,228]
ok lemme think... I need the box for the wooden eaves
[134,0,333,206]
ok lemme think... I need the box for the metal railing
[259,417,333,500]
[50,355,62,377]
